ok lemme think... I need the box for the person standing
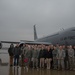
[52,46,58,69]
[57,46,65,70]
[8,44,14,66]
[32,46,39,69]
[73,46,75,69]
[23,45,32,71]
[45,46,53,69]
[68,45,74,70]
[13,44,21,67]
[39,46,45,68]
[50,45,54,69]
[20,44,25,66]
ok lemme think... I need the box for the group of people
[8,43,75,71]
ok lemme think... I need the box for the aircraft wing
[1,41,20,44]
[1,40,34,44]
[25,41,51,45]
[20,40,51,45]
[1,40,51,45]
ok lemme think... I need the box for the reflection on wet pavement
[0,59,8,66]
[0,66,75,75]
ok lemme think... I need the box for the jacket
[14,46,21,56]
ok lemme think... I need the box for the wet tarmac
[0,49,75,75]
[0,66,75,75]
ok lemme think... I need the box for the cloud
[0,0,75,41]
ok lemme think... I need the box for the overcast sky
[0,0,75,42]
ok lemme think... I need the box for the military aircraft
[21,25,75,46]
[0,25,75,49]
[35,26,75,46]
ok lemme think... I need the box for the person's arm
[8,48,10,53]
[19,47,21,55]
[8,48,10,55]
[73,49,74,57]
[56,50,59,59]
[13,48,15,56]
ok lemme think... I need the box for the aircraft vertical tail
[34,25,38,40]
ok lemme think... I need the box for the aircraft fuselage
[35,27,75,46]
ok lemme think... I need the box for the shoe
[10,65,13,67]
[58,68,60,70]
[73,68,75,70]
[62,69,64,71]
[26,67,28,72]
[47,67,50,69]
[36,67,38,69]
[33,67,35,69]
[17,66,19,68]
[70,68,72,70]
